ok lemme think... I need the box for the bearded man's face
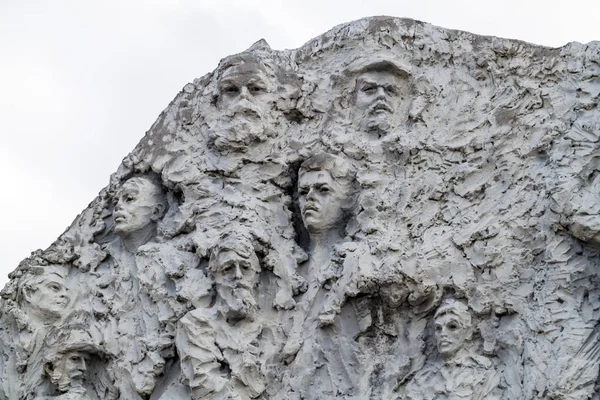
[214,249,260,317]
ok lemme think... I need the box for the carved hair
[44,326,98,364]
[434,298,472,329]
[298,153,358,213]
[216,53,269,81]
[43,311,101,362]
[350,60,411,81]
[299,153,356,185]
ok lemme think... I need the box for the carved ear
[152,203,166,221]
[22,286,35,303]
[43,362,54,377]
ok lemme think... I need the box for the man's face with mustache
[113,178,163,237]
[214,62,272,149]
[298,170,349,234]
[50,351,87,392]
[218,63,270,120]
[434,311,471,360]
[214,249,260,316]
[354,70,402,135]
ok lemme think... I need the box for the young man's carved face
[434,312,471,359]
[24,273,69,319]
[298,170,350,234]
[113,178,164,236]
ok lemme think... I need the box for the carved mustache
[69,369,85,377]
[227,99,263,119]
[218,280,254,291]
[302,202,320,215]
[368,101,393,115]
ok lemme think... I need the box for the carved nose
[375,87,386,99]
[239,86,250,99]
[234,264,243,279]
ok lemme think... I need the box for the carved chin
[304,215,342,234]
[54,374,72,392]
[437,342,461,358]
[210,113,276,152]
[31,304,62,321]
[218,286,257,317]
[114,221,137,234]
[302,212,321,228]
[361,115,393,134]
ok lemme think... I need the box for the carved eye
[70,355,80,362]
[448,322,459,331]
[319,186,330,193]
[223,85,240,95]
[48,283,61,292]
[222,264,235,274]
[248,84,266,94]
[385,85,399,96]
[361,84,376,93]
[299,188,309,196]
[125,195,136,203]
[435,324,442,332]
[240,262,251,271]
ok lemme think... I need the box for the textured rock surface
[1,16,600,399]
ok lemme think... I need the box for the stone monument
[2,16,600,399]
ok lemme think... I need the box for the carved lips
[113,212,127,224]
[230,99,263,120]
[370,101,393,115]
[302,202,320,218]
[54,297,69,307]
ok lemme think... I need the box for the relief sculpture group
[1,16,600,400]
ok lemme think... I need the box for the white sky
[1,0,599,288]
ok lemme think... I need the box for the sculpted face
[213,247,260,317]
[25,273,69,319]
[215,61,272,148]
[218,63,270,117]
[215,249,260,290]
[113,178,164,236]
[434,312,471,359]
[49,351,87,392]
[354,70,403,134]
[298,170,350,234]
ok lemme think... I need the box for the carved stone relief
[2,16,600,400]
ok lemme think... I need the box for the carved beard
[216,118,265,150]
[216,284,258,319]
[213,101,272,151]
[51,369,84,393]
[360,112,393,135]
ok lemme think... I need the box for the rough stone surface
[2,16,600,399]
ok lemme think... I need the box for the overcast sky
[1,0,599,288]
